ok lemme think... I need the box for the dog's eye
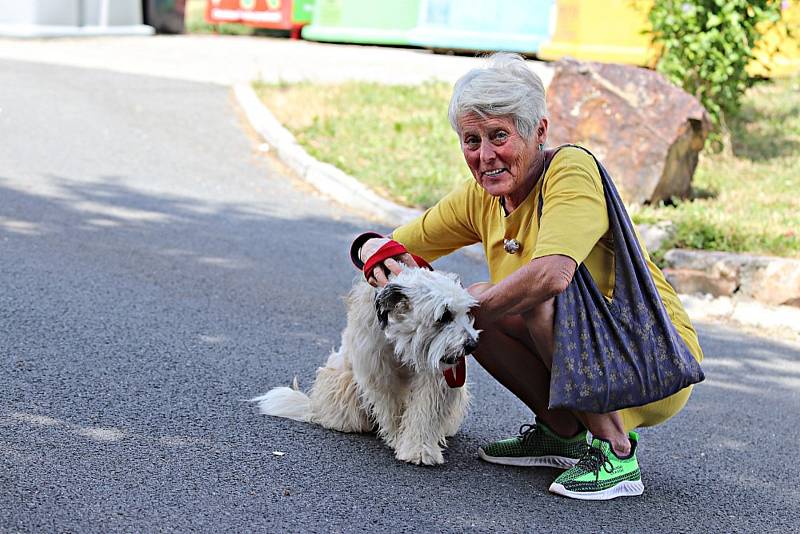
[437,309,453,324]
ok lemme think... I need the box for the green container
[292,0,315,25]
[302,0,422,46]
[410,0,556,54]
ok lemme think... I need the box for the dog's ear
[375,284,408,329]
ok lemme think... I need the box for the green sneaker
[549,431,645,500]
[478,422,589,468]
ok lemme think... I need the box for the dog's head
[375,268,480,372]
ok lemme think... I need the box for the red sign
[205,0,292,29]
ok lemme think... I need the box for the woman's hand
[360,238,419,287]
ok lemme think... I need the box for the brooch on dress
[503,239,521,254]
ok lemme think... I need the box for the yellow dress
[392,146,703,431]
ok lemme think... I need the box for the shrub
[647,0,787,133]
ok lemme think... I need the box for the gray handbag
[538,146,704,413]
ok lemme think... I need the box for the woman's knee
[520,298,557,341]
[520,297,556,366]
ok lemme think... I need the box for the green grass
[633,76,800,258]
[255,76,800,258]
[255,80,471,208]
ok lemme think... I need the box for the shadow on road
[698,323,800,396]
[2,175,798,530]
[0,173,371,274]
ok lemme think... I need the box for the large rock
[664,249,800,307]
[663,268,738,298]
[546,58,711,205]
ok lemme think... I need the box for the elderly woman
[354,53,703,500]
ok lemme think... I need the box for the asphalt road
[1,59,798,533]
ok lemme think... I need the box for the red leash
[350,234,466,388]
[442,357,466,388]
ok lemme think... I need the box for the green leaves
[648,0,787,142]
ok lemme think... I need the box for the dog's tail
[250,377,312,423]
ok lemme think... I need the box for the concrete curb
[234,82,486,261]
[663,249,800,307]
[234,83,422,225]
[0,24,154,38]
[233,82,799,339]
[679,294,800,342]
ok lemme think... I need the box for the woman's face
[458,113,542,202]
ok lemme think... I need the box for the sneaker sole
[548,479,644,500]
[478,447,579,468]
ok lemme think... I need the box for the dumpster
[537,0,656,67]
[205,0,314,37]
[0,0,154,37]
[292,0,315,26]
[749,1,800,78]
[143,0,186,34]
[301,0,422,46]
[410,0,556,55]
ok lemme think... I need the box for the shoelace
[576,445,615,477]
[518,423,541,444]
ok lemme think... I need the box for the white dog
[252,267,480,466]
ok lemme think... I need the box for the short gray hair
[448,53,547,142]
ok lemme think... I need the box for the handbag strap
[535,146,567,223]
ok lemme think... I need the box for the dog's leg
[351,346,407,449]
[308,350,374,433]
[394,373,460,466]
[441,386,469,440]
[342,281,408,449]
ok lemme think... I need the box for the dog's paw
[381,432,400,450]
[394,443,444,466]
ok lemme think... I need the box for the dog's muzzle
[440,339,478,365]
[463,338,478,355]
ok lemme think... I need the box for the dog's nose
[463,338,478,355]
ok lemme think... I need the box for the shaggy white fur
[252,267,480,465]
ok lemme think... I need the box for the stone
[740,257,800,308]
[636,221,675,253]
[663,268,738,297]
[546,58,711,205]
[664,249,800,307]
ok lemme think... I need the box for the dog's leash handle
[351,233,432,280]
[350,232,383,270]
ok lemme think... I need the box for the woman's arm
[477,254,577,323]
[355,181,481,287]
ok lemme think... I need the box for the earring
[538,143,544,151]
